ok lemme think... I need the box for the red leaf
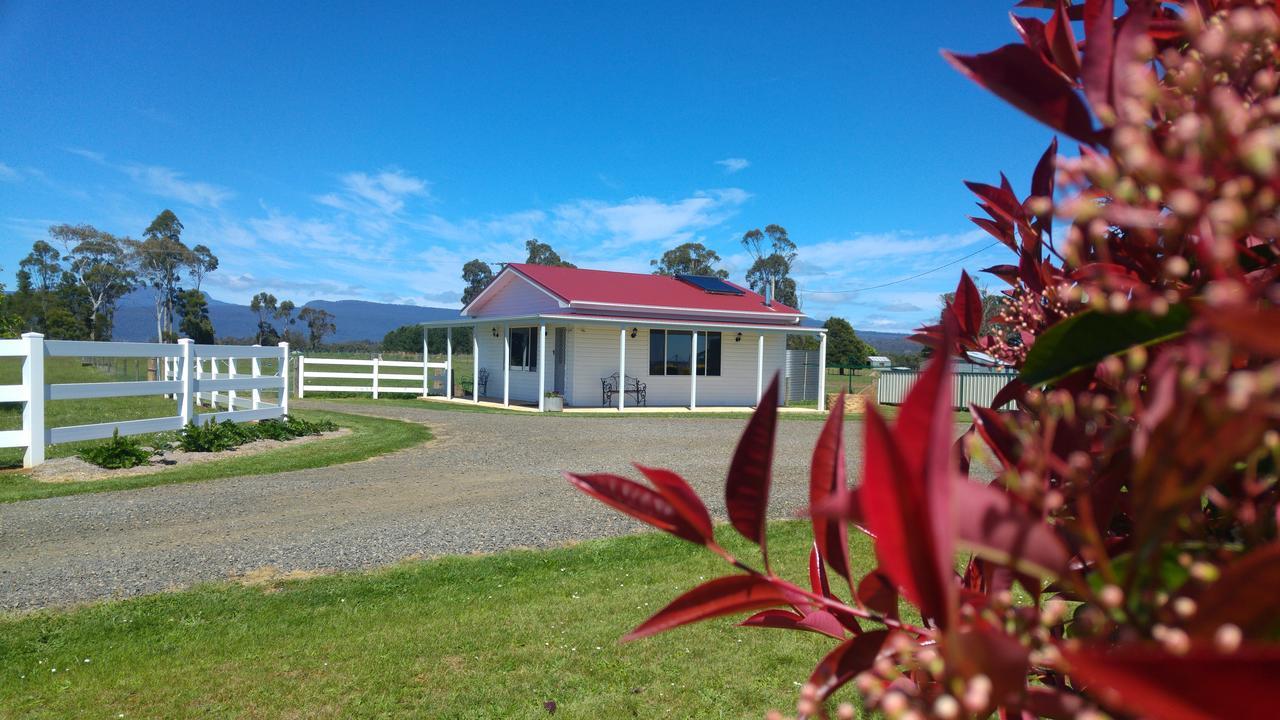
[946,623,1031,707]
[1045,0,1082,79]
[966,180,1024,227]
[740,608,806,631]
[633,464,714,544]
[726,374,780,556]
[565,472,708,545]
[861,345,957,626]
[982,263,1022,285]
[970,216,1017,250]
[970,406,1021,468]
[810,396,852,581]
[1031,136,1059,205]
[809,543,833,598]
[739,608,846,640]
[943,44,1101,146]
[950,270,985,338]
[807,630,890,704]
[1186,542,1280,637]
[797,610,848,640]
[747,599,855,638]
[991,377,1029,409]
[857,570,899,621]
[1080,0,1115,112]
[1062,643,1280,720]
[1206,307,1280,356]
[953,478,1072,580]
[624,574,792,641]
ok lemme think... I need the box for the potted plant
[544,391,563,412]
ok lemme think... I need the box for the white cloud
[715,158,750,174]
[65,147,106,163]
[63,148,233,208]
[550,188,751,250]
[317,169,430,215]
[0,162,18,182]
[121,163,234,208]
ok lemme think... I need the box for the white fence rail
[298,355,448,399]
[0,333,289,467]
[877,369,1017,410]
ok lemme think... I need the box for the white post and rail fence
[1,333,289,468]
[298,328,454,400]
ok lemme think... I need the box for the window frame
[648,329,721,377]
[507,326,539,372]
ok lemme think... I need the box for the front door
[553,328,567,394]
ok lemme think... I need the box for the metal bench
[601,372,646,406]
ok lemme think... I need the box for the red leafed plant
[569,2,1280,718]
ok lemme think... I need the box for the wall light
[735,332,742,342]
[491,327,499,337]
[629,327,638,339]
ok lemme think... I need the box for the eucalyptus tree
[49,224,136,340]
[651,242,729,278]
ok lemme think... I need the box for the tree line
[1,209,217,342]
[1,208,337,348]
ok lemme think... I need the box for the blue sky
[0,1,1057,333]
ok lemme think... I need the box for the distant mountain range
[111,289,459,343]
[857,331,918,357]
[110,289,918,351]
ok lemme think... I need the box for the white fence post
[227,353,238,410]
[250,345,262,410]
[21,332,45,468]
[278,342,290,415]
[296,354,305,399]
[178,338,194,426]
[372,356,381,400]
[209,357,220,408]
[427,333,437,397]
[817,332,828,411]
[445,327,453,400]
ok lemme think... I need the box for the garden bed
[29,428,350,483]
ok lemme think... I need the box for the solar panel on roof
[675,274,745,295]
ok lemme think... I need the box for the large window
[508,327,539,371]
[649,330,721,376]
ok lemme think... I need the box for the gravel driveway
[1,401,881,611]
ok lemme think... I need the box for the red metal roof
[506,263,804,316]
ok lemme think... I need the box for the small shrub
[178,420,241,453]
[252,418,297,441]
[79,429,154,469]
[284,415,337,436]
[176,416,336,453]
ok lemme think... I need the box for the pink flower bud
[933,695,961,719]
[1215,623,1243,653]
[1172,597,1197,619]
[1099,584,1125,609]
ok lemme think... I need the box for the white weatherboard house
[419,263,828,411]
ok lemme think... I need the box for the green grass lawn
[0,521,890,719]
[0,409,430,503]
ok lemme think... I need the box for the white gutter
[567,299,804,322]
[419,313,826,334]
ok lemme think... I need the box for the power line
[797,241,1001,296]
